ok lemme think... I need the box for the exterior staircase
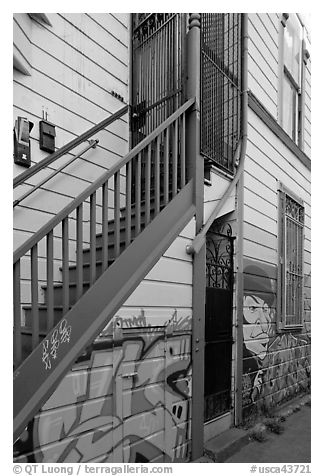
[20,205,154,359]
[13,98,196,443]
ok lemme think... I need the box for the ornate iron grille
[284,195,304,326]
[131,13,186,146]
[200,14,242,174]
[206,223,234,290]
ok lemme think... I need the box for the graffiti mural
[242,260,311,418]
[14,310,192,463]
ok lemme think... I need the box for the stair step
[42,281,91,306]
[82,239,127,263]
[19,326,48,364]
[23,305,65,331]
[60,259,114,282]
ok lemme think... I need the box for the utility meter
[13,117,34,167]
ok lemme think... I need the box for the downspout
[235,12,248,426]
[185,13,249,425]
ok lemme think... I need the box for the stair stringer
[14,180,195,442]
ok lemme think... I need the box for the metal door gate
[131,13,186,146]
[200,13,242,174]
[204,223,234,422]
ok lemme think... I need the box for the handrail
[13,105,128,188]
[13,140,99,208]
[14,97,195,264]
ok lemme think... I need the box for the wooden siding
[248,13,311,159]
[304,57,311,156]
[242,105,311,418]
[13,13,129,250]
[13,13,130,308]
[204,169,235,223]
[248,13,279,119]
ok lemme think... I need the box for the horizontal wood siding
[13,13,129,315]
[304,58,311,156]
[248,14,279,118]
[13,12,129,245]
[242,105,311,419]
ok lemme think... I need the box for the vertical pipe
[13,260,22,366]
[234,12,248,427]
[62,217,69,314]
[89,193,96,286]
[31,244,39,349]
[186,13,205,461]
[46,230,54,332]
[76,204,83,300]
[102,182,108,274]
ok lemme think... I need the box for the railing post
[186,13,206,461]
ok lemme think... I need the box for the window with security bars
[278,186,304,329]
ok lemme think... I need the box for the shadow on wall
[14,311,192,463]
[242,260,311,420]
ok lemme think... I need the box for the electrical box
[13,117,34,167]
[39,120,56,153]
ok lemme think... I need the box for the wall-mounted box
[13,117,34,167]
[39,120,56,153]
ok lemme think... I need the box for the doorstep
[194,427,250,463]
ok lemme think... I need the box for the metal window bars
[200,13,242,174]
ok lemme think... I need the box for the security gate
[200,13,242,174]
[131,13,186,146]
[204,223,234,422]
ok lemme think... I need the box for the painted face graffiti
[243,294,271,361]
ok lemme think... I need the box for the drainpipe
[234,12,248,426]
[186,13,206,461]
[185,13,249,426]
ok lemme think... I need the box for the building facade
[13,13,311,463]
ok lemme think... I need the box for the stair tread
[59,259,114,272]
[20,326,48,336]
[22,304,65,310]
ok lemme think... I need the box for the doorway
[204,222,234,423]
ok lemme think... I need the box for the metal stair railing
[13,97,195,370]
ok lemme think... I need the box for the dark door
[204,225,234,422]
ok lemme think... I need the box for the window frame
[279,13,304,146]
[277,182,305,331]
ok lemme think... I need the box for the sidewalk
[194,394,311,463]
[225,403,311,463]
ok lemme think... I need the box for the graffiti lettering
[14,312,192,463]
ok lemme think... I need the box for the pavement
[225,404,311,463]
[194,393,311,463]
